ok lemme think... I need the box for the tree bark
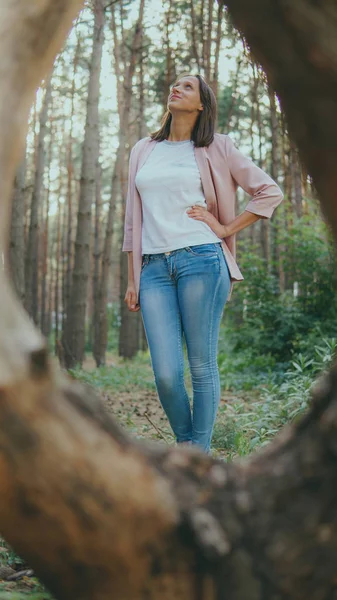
[190,1,200,69]
[205,0,214,82]
[0,0,85,387]
[91,161,102,364]
[9,152,26,304]
[211,1,223,99]
[200,0,205,72]
[137,33,148,352]
[253,64,270,267]
[115,0,145,361]
[222,56,242,133]
[118,154,140,359]
[40,116,53,338]
[62,33,81,335]
[163,0,175,114]
[110,4,123,125]
[25,77,52,323]
[54,191,62,360]
[92,0,145,366]
[290,139,303,219]
[268,85,285,292]
[63,0,105,368]
[222,0,337,245]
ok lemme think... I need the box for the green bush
[217,336,337,456]
[224,217,337,365]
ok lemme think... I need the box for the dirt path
[100,387,242,445]
[81,352,251,457]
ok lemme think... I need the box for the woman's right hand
[124,283,140,312]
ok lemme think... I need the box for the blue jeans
[139,242,231,453]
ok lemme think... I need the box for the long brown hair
[150,74,217,148]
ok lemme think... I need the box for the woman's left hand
[187,205,229,238]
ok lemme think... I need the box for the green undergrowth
[70,351,155,391]
[211,336,337,458]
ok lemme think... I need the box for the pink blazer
[122,133,283,302]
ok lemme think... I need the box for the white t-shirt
[135,139,222,254]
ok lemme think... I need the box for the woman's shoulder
[131,136,153,154]
[206,133,231,155]
[212,133,234,147]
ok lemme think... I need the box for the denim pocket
[186,243,219,257]
[141,255,149,272]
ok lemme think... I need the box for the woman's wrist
[219,223,230,238]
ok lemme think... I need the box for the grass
[71,352,156,391]
[211,337,337,457]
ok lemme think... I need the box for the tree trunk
[63,33,81,333]
[91,161,103,365]
[200,0,205,72]
[138,23,148,141]
[137,33,148,352]
[46,244,53,340]
[254,68,270,267]
[92,0,145,366]
[40,174,50,337]
[118,155,140,359]
[211,1,223,99]
[281,117,292,230]
[190,1,200,70]
[109,0,145,361]
[63,0,105,368]
[25,77,52,323]
[163,0,175,114]
[54,193,62,360]
[118,249,140,358]
[223,56,242,132]
[223,0,337,242]
[290,139,303,219]
[40,116,53,338]
[204,0,214,82]
[9,152,26,304]
[268,85,284,292]
[110,5,123,124]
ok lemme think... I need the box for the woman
[122,74,283,453]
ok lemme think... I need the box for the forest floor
[79,352,257,460]
[0,351,262,599]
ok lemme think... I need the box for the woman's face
[167,76,203,114]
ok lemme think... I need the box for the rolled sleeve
[225,135,283,219]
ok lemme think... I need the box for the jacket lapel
[133,138,157,230]
[194,146,218,218]
[137,138,157,170]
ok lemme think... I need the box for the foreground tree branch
[0,0,85,382]
[223,0,337,240]
[3,351,337,599]
[1,1,337,599]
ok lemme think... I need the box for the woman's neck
[167,114,197,142]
